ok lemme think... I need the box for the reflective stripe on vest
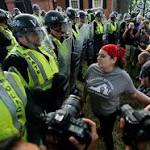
[95,21,104,34]
[0,26,17,52]
[0,99,18,141]
[15,46,59,90]
[6,72,27,107]
[16,50,39,87]
[72,24,80,40]
[0,73,26,136]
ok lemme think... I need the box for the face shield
[25,26,54,49]
[52,19,71,37]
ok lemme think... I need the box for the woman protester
[84,44,150,150]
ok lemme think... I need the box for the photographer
[138,59,150,97]
[0,118,98,150]
[123,22,140,70]
[120,104,150,150]
[120,117,147,150]
[43,95,98,150]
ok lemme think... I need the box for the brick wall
[83,0,88,9]
[56,0,65,9]
[31,0,53,11]
[5,0,112,16]
[5,0,16,12]
[104,0,112,18]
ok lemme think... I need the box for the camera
[121,104,150,147]
[43,95,91,149]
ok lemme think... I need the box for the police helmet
[45,10,67,27]
[78,10,87,19]
[95,11,103,18]
[66,8,78,20]
[140,61,150,79]
[32,4,40,11]
[12,14,41,37]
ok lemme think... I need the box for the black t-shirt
[124,29,138,45]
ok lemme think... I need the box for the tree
[128,0,150,16]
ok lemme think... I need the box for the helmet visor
[26,26,52,48]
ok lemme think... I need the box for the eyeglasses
[97,53,107,58]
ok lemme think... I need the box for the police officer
[66,7,80,40]
[66,8,82,95]
[44,10,72,97]
[3,14,65,144]
[77,10,90,81]
[0,9,18,63]
[0,66,27,141]
[32,4,44,25]
[87,9,95,23]
[92,11,104,62]
[104,12,118,44]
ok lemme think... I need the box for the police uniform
[0,70,27,141]
[3,14,65,144]
[0,9,18,63]
[93,20,104,60]
[104,19,118,44]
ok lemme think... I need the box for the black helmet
[140,61,150,79]
[66,8,78,20]
[12,14,41,37]
[78,11,87,19]
[32,4,40,11]
[95,11,103,18]
[45,10,66,27]
[0,9,8,23]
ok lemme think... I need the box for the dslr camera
[121,104,150,148]
[43,95,91,149]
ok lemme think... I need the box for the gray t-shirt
[85,63,136,116]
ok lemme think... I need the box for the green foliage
[128,0,150,16]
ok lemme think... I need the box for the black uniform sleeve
[0,32,11,46]
[0,32,11,63]
[2,54,29,83]
[25,88,43,124]
[93,21,97,35]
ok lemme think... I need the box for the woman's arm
[129,90,150,105]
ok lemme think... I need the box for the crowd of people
[1,3,150,150]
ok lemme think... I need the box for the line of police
[0,5,119,146]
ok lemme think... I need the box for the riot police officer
[0,9,18,63]
[32,4,44,25]
[45,10,72,97]
[0,66,27,141]
[3,14,65,144]
[104,12,118,44]
[93,11,104,62]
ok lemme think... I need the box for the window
[92,0,103,8]
[69,0,79,9]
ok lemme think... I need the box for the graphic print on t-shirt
[87,77,114,99]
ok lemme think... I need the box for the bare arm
[129,90,150,105]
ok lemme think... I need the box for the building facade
[2,0,115,17]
